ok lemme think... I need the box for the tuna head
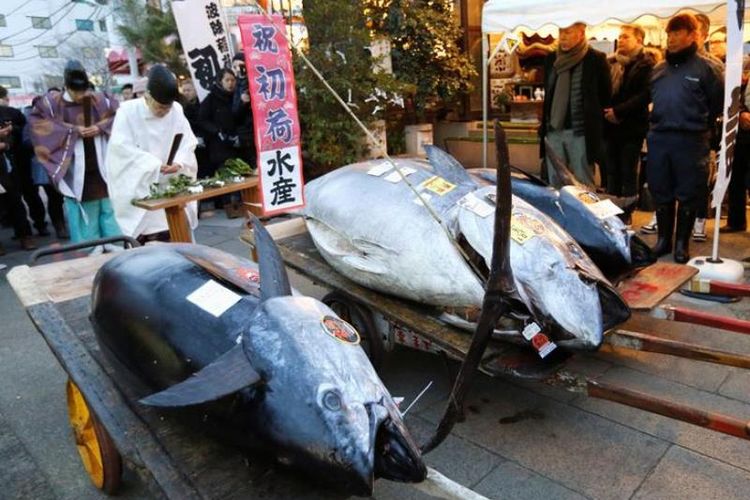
[140,216,425,496]
[242,296,426,495]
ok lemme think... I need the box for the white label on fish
[367,161,394,177]
[458,192,494,218]
[587,199,623,220]
[384,167,416,183]
[187,280,242,317]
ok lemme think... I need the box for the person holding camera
[198,68,244,179]
[0,119,37,252]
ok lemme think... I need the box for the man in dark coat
[603,24,654,224]
[540,23,611,188]
[647,14,723,263]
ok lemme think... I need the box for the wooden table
[133,176,260,242]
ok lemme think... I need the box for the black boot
[651,203,675,257]
[674,206,695,264]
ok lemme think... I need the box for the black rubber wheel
[323,292,385,371]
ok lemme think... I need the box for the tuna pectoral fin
[140,344,260,407]
[598,282,632,332]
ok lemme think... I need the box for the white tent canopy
[482,0,724,33]
[479,0,744,263]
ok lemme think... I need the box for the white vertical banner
[171,0,232,101]
[712,0,746,209]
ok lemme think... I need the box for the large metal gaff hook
[421,121,516,453]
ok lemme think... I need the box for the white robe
[106,98,198,238]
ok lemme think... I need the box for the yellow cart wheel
[66,380,122,495]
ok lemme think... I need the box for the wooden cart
[6,241,483,499]
[242,218,750,442]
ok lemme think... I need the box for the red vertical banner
[238,14,305,216]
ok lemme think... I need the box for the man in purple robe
[29,60,121,251]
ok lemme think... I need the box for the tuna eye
[322,391,342,411]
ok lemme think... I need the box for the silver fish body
[304,160,630,351]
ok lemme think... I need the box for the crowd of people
[0,53,255,266]
[540,12,736,264]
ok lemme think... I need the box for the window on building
[38,46,58,58]
[31,16,52,29]
[0,15,7,27]
[0,76,21,88]
[0,45,13,58]
[98,19,107,31]
[76,19,94,31]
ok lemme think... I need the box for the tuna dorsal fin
[543,138,586,188]
[140,344,260,407]
[424,145,476,186]
[250,214,292,301]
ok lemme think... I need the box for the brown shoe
[20,237,38,251]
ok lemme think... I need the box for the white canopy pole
[482,34,489,169]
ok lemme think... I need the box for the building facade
[0,0,127,104]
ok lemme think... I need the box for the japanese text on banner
[238,14,305,216]
[172,0,232,101]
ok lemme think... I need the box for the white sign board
[172,0,233,101]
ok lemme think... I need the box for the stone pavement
[1,209,749,499]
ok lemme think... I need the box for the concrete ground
[1,209,750,499]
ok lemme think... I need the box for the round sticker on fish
[321,316,361,345]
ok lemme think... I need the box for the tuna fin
[140,344,260,407]
[424,145,477,187]
[250,214,292,300]
[543,138,587,189]
[422,121,516,453]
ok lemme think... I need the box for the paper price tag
[458,192,494,218]
[421,175,456,196]
[187,280,242,317]
[534,334,557,358]
[368,162,394,177]
[522,322,541,341]
[384,167,416,183]
[587,199,624,220]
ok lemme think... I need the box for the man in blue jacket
[647,13,723,263]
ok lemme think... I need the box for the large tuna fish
[89,218,426,496]
[470,162,655,282]
[303,147,630,351]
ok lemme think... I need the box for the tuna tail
[250,213,292,300]
[424,145,478,187]
[140,343,261,407]
[422,121,516,453]
[544,138,587,189]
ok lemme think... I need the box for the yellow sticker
[510,213,545,244]
[510,216,535,244]
[421,176,456,196]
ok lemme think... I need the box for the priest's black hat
[146,65,179,105]
[63,60,89,91]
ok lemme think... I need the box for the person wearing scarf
[540,23,611,188]
[603,24,654,225]
[647,13,724,263]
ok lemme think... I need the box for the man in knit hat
[29,60,121,252]
[647,13,723,263]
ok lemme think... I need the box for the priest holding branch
[107,65,199,244]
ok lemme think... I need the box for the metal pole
[482,34,488,169]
